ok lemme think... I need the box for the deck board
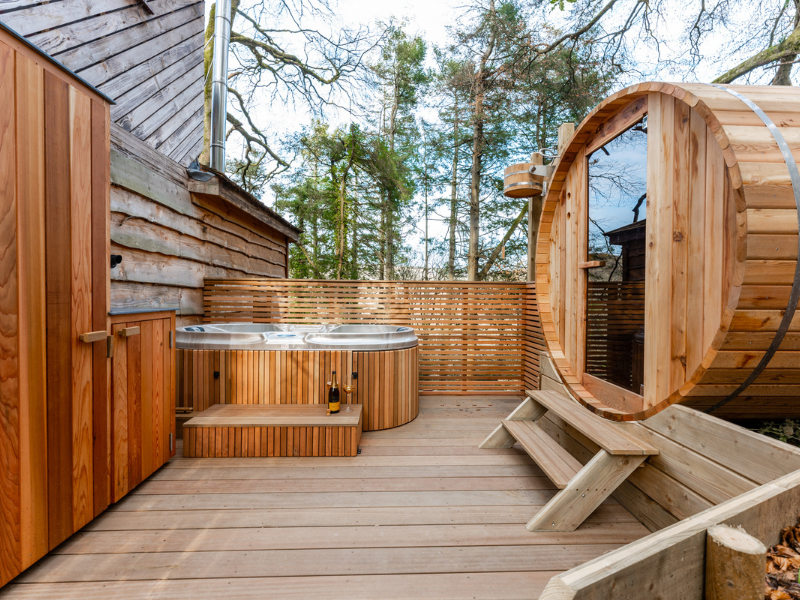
[1,394,649,599]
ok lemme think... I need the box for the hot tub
[176,324,419,431]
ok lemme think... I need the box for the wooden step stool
[479,390,658,531]
[183,404,363,457]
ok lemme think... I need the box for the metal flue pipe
[209,0,232,171]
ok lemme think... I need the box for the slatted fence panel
[585,281,646,391]
[202,279,545,395]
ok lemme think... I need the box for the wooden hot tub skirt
[177,346,419,432]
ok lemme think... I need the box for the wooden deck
[0,396,649,599]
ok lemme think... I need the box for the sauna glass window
[585,118,647,394]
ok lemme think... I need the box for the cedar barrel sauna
[537,82,800,421]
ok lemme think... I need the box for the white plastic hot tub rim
[175,322,419,352]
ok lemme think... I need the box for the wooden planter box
[183,404,362,457]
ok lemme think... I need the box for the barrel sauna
[537,82,800,421]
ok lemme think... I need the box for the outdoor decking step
[502,419,582,489]
[527,390,658,456]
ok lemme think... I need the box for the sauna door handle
[578,260,607,269]
[119,326,140,337]
[79,330,107,343]
[79,330,115,358]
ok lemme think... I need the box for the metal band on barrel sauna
[707,86,800,414]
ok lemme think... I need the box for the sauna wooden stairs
[479,390,658,531]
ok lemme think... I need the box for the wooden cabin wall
[109,126,290,326]
[0,0,205,165]
[0,29,111,586]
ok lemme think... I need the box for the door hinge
[169,432,173,452]
[107,335,114,359]
[169,330,173,348]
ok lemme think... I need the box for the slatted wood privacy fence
[203,279,544,394]
[585,282,646,391]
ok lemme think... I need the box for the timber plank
[15,51,48,568]
[58,522,647,554]
[0,38,20,586]
[69,87,93,532]
[44,69,73,550]
[84,504,642,531]
[528,391,657,455]
[0,572,556,600]
[502,420,581,489]
[90,98,110,518]
[17,544,625,582]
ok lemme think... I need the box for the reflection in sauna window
[585,118,647,395]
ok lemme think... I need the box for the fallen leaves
[766,519,800,599]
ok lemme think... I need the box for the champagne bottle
[328,371,340,414]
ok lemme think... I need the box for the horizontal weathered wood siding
[0,0,204,165]
[110,125,290,326]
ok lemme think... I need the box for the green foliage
[549,0,576,11]
[751,420,800,448]
[265,12,620,281]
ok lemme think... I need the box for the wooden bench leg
[507,397,548,421]
[479,423,516,449]
[526,450,647,532]
[479,398,549,449]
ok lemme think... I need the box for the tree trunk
[379,189,386,280]
[467,3,496,281]
[448,96,460,280]
[385,79,399,281]
[772,55,797,85]
[350,202,358,280]
[336,137,356,280]
[423,154,429,280]
[479,199,529,280]
[467,89,484,281]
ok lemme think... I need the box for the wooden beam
[527,450,646,532]
[478,424,516,449]
[539,468,800,600]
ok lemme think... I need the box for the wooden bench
[183,404,363,458]
[480,390,658,531]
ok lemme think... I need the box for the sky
[204,0,773,265]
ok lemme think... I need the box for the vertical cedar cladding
[0,29,111,586]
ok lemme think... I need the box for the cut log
[705,524,766,600]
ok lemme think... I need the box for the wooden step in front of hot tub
[182,404,363,457]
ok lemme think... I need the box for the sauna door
[110,312,176,502]
[584,116,647,401]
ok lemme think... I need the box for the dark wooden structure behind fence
[200,279,544,395]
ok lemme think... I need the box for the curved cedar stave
[176,347,418,431]
[537,81,800,421]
